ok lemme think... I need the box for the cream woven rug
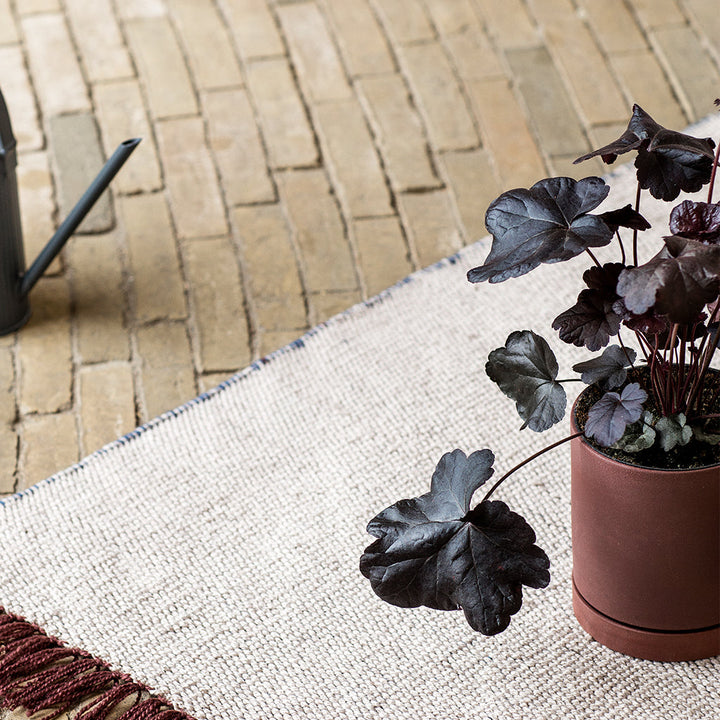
[1,115,719,720]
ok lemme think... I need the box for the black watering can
[0,88,140,335]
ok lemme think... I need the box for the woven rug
[1,115,719,720]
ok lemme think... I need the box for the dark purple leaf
[572,345,636,389]
[467,177,612,284]
[574,104,654,164]
[612,298,669,335]
[598,205,651,233]
[635,140,714,201]
[616,236,720,323]
[551,263,624,351]
[574,105,715,201]
[585,382,647,446]
[583,262,624,292]
[669,200,720,244]
[552,290,621,351]
[486,330,566,431]
[360,449,550,636]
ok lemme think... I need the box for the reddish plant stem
[617,332,635,366]
[686,304,720,414]
[616,230,627,265]
[482,432,584,503]
[633,182,642,266]
[585,248,602,267]
[707,137,720,203]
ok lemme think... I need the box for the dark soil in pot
[573,366,720,470]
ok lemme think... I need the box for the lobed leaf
[552,290,621,351]
[598,205,651,233]
[585,382,647,446]
[612,298,669,336]
[613,412,656,452]
[572,345,636,389]
[467,177,612,284]
[360,449,550,636]
[486,330,566,432]
[635,141,714,201]
[669,200,720,244]
[616,236,720,324]
[655,413,693,451]
[552,264,624,351]
[575,105,715,201]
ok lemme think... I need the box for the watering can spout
[19,137,141,298]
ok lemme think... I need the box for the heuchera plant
[360,104,720,636]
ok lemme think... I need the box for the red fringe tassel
[0,608,193,720]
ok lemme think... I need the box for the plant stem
[666,324,679,413]
[617,333,635,367]
[616,230,626,265]
[707,138,720,203]
[585,248,602,267]
[634,330,651,363]
[481,432,584,503]
[633,182,642,266]
[687,321,720,414]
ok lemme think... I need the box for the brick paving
[1,0,720,495]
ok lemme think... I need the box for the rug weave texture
[1,116,720,720]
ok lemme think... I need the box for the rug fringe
[0,608,193,720]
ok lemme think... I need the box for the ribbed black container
[0,88,29,335]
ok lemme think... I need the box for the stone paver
[219,0,285,60]
[313,98,393,218]
[465,78,546,189]
[136,322,196,420]
[353,216,412,296]
[166,0,243,90]
[399,41,479,152]
[358,74,440,192]
[78,362,135,455]
[277,2,352,103]
[438,149,499,242]
[18,412,77,492]
[17,152,57,276]
[245,58,319,169]
[372,0,435,45]
[650,24,720,122]
[17,278,72,416]
[64,0,133,82]
[92,80,162,195]
[277,169,358,297]
[0,46,41,151]
[182,237,251,372]
[120,193,187,323]
[69,233,130,364]
[232,204,306,335]
[0,0,19,44]
[203,89,276,206]
[48,113,113,234]
[320,0,394,76]
[124,17,198,119]
[0,0,718,495]
[21,13,90,117]
[155,117,228,239]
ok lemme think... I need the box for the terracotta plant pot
[570,403,720,662]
